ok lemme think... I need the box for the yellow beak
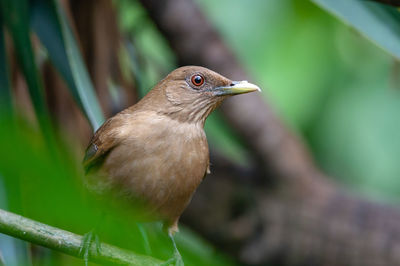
[213,80,261,96]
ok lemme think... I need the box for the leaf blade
[0,13,12,115]
[0,0,52,135]
[312,0,400,60]
[30,0,105,130]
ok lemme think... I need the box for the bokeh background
[0,0,399,265]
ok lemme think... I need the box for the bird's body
[83,66,260,236]
[85,109,209,233]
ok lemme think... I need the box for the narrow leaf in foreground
[0,0,49,123]
[30,0,105,130]
[312,0,400,60]
[0,14,12,115]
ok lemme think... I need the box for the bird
[82,65,260,265]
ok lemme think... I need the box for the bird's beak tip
[214,80,261,96]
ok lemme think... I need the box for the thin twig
[0,208,162,265]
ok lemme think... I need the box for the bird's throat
[162,96,224,126]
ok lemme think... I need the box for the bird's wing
[83,118,120,174]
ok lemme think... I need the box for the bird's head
[141,66,261,124]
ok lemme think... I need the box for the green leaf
[312,0,400,60]
[0,0,60,159]
[0,13,12,115]
[0,0,50,125]
[30,0,104,130]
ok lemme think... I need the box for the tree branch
[0,208,161,265]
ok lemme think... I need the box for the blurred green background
[1,0,400,265]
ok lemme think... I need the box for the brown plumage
[83,66,260,236]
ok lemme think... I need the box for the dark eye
[191,74,204,87]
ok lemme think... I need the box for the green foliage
[312,0,400,60]
[0,0,50,134]
[30,0,104,130]
[0,15,12,115]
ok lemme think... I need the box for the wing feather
[83,118,121,174]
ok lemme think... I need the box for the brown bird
[82,66,260,264]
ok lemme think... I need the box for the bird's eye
[191,74,205,87]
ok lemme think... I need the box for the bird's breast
[103,113,209,221]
